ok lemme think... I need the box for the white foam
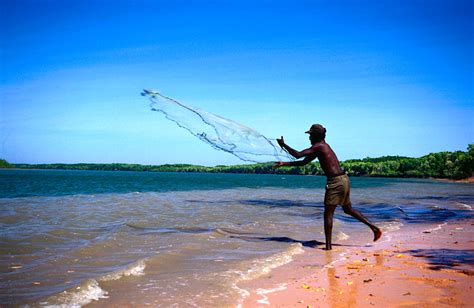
[379,221,404,232]
[336,231,350,241]
[423,222,447,233]
[40,260,147,307]
[456,202,472,210]
[323,252,347,270]
[42,279,108,308]
[237,244,305,281]
[231,243,305,306]
[255,283,288,305]
[100,259,146,281]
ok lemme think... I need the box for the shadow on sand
[227,234,359,249]
[404,248,474,274]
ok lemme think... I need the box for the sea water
[1,170,472,306]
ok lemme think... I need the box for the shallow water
[0,170,472,306]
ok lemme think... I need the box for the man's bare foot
[373,227,382,241]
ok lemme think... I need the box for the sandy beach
[241,219,474,307]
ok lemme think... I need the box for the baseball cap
[305,124,326,134]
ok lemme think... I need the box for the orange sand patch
[240,220,474,307]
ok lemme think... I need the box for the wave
[229,243,305,307]
[37,259,147,307]
[422,222,448,234]
[126,223,268,238]
[455,202,472,211]
[126,223,213,234]
[38,279,108,308]
[100,259,146,281]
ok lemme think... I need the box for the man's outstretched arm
[274,154,316,168]
[277,136,318,159]
[277,136,308,159]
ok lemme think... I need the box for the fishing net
[141,89,293,163]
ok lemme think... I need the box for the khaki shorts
[324,174,351,207]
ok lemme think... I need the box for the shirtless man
[274,124,382,250]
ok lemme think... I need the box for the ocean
[1,169,472,307]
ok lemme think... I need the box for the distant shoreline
[1,167,473,183]
[1,145,472,181]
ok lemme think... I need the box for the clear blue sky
[1,0,472,166]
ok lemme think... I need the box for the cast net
[141,89,293,163]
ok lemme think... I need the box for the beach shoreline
[2,170,473,307]
[433,176,474,184]
[240,219,474,307]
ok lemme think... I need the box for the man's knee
[342,203,353,214]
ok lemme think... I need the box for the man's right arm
[274,137,318,169]
[275,154,317,168]
[277,136,316,159]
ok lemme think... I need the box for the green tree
[0,159,13,168]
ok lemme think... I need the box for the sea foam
[38,259,147,307]
[41,279,108,308]
[231,243,305,306]
[100,259,146,281]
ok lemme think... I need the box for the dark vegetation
[2,145,473,180]
[0,159,13,169]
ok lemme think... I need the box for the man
[274,124,382,250]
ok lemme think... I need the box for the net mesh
[141,89,293,163]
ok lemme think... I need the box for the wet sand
[240,220,474,307]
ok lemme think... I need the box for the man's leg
[342,203,382,241]
[324,205,337,250]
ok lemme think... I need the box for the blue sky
[1,0,472,166]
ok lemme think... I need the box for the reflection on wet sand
[325,252,339,303]
[375,252,384,267]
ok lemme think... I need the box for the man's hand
[276,136,285,148]
[273,161,286,169]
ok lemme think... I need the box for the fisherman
[274,124,382,250]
